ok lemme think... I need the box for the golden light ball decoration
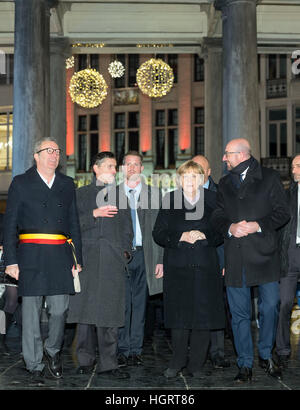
[136,58,174,98]
[69,68,108,108]
[108,60,125,78]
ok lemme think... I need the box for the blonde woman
[153,160,225,379]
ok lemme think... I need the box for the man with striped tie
[117,151,163,368]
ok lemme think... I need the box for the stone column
[214,0,260,160]
[12,0,57,177]
[50,37,70,173]
[66,64,76,178]
[139,54,153,174]
[202,38,223,182]
[178,54,192,157]
[99,54,112,152]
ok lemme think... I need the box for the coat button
[43,219,48,224]
[58,203,62,207]
[57,219,62,223]
[42,202,47,207]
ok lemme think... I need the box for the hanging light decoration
[69,68,108,108]
[108,60,125,78]
[136,58,174,98]
[65,56,75,69]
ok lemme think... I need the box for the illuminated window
[295,107,300,154]
[76,114,99,172]
[268,108,287,157]
[0,54,14,85]
[114,111,139,164]
[155,109,178,169]
[0,111,13,171]
[194,107,205,155]
[114,55,139,89]
[194,55,204,82]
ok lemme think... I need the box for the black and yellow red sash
[19,233,78,269]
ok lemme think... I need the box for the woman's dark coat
[152,188,225,330]
[67,182,133,328]
[211,158,290,288]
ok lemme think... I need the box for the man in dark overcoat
[275,154,300,369]
[211,138,290,383]
[117,151,163,367]
[3,138,82,385]
[67,151,133,379]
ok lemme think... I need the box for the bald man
[275,155,300,369]
[192,156,211,188]
[193,155,230,369]
[211,138,290,383]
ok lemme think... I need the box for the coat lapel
[26,166,54,200]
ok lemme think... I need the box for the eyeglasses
[36,147,61,155]
[224,151,240,157]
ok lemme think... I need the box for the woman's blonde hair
[177,160,204,176]
[176,160,204,186]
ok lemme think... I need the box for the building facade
[0,0,300,202]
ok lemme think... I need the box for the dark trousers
[226,274,279,368]
[118,249,148,356]
[76,323,118,372]
[169,328,210,372]
[276,271,299,356]
[144,293,164,339]
[209,330,225,360]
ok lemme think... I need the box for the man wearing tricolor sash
[3,138,82,385]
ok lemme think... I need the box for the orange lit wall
[139,54,152,153]
[178,54,192,152]
[66,66,75,156]
[99,54,112,152]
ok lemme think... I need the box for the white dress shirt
[37,170,55,189]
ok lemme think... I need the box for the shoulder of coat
[56,171,74,184]
[76,183,93,196]
[260,166,280,181]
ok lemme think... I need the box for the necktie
[129,189,136,247]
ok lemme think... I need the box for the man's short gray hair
[33,138,59,155]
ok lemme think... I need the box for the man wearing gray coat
[117,151,164,367]
[67,152,133,379]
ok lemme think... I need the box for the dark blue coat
[3,166,82,296]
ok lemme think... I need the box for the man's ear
[92,164,99,175]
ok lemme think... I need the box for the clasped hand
[229,220,260,238]
[180,230,206,244]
